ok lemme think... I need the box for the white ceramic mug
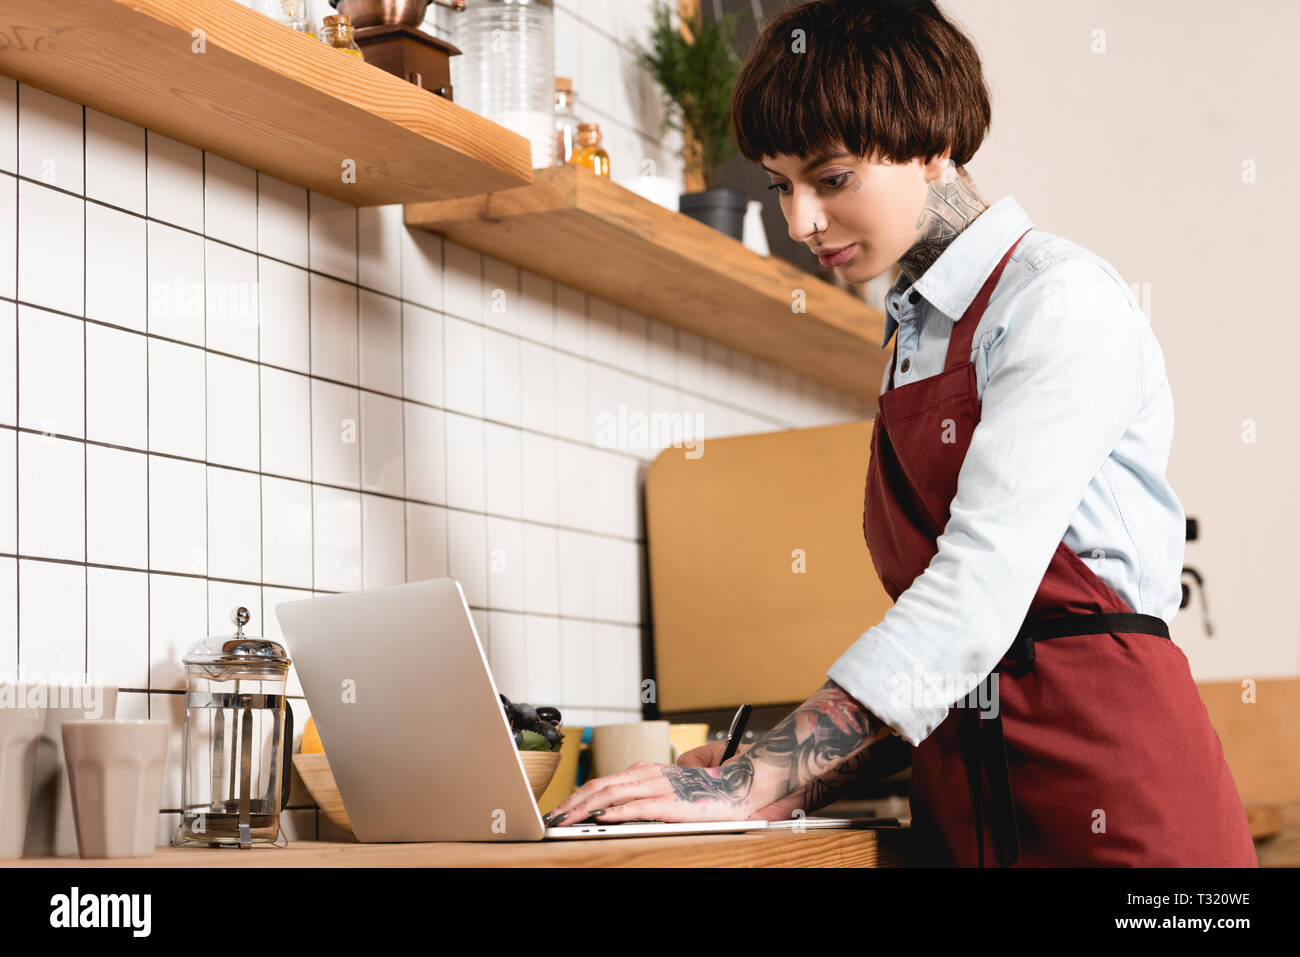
[0,692,45,859]
[592,721,682,779]
[62,720,169,859]
[25,684,118,856]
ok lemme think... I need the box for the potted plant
[635,0,751,239]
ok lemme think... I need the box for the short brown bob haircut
[731,0,992,171]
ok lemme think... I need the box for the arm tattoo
[660,760,756,808]
[675,679,894,812]
[805,748,873,811]
[746,680,891,796]
[803,732,912,812]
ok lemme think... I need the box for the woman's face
[760,144,948,283]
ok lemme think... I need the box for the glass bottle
[279,0,315,38]
[568,122,610,177]
[552,77,583,168]
[320,13,364,60]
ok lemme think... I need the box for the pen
[719,703,752,764]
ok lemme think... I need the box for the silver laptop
[276,578,856,841]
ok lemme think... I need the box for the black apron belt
[960,611,1172,867]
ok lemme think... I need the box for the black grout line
[399,277,410,585]
[549,281,563,653]
[10,83,15,678]
[81,100,87,678]
[476,247,487,654]
[200,147,209,659]
[255,169,264,624]
[353,205,363,589]
[306,188,316,595]
[144,127,150,714]
[440,237,449,588]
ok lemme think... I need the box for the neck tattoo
[897,168,990,286]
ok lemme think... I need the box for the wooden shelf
[405,165,888,400]
[0,0,533,205]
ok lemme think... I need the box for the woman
[545,0,1256,867]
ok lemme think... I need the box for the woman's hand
[542,756,761,827]
[541,738,807,829]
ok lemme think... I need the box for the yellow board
[644,420,893,713]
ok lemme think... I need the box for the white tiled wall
[0,2,869,843]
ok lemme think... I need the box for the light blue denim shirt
[826,195,1187,747]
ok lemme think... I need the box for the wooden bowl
[292,749,563,834]
[519,749,562,799]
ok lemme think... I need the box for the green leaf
[519,729,552,751]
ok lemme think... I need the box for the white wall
[943,0,1299,677]
[0,0,868,843]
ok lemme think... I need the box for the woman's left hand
[542,760,758,827]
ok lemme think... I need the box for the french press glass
[175,607,294,848]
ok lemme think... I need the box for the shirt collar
[880,195,1034,349]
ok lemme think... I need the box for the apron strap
[886,226,1033,392]
[942,226,1034,375]
[964,611,1172,867]
[1010,612,1171,665]
[963,678,1020,868]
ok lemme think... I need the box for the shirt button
[908,291,920,305]
[900,358,911,373]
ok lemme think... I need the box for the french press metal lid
[183,609,291,674]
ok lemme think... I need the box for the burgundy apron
[863,227,1257,867]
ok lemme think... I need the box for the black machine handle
[1180,518,1213,636]
[280,702,295,812]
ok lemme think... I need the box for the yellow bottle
[280,0,315,38]
[320,13,364,60]
[568,122,610,178]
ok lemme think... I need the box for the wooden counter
[11,826,907,868]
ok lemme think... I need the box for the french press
[175,607,294,848]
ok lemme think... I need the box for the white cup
[0,692,45,859]
[25,684,118,856]
[62,720,169,859]
[592,720,682,779]
[742,200,771,257]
